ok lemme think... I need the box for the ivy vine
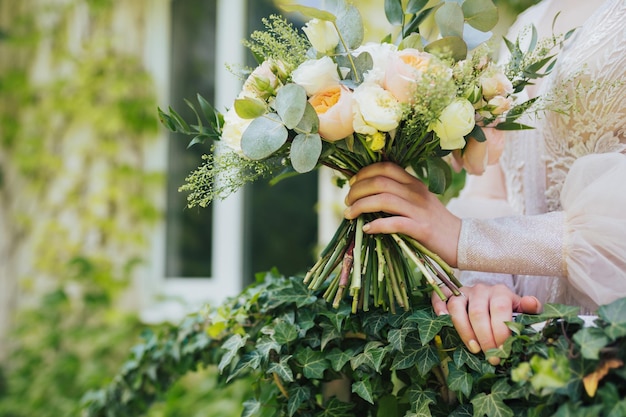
[83,271,626,417]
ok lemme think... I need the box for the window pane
[165,0,216,278]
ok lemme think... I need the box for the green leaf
[540,303,581,321]
[407,386,437,414]
[424,36,467,61]
[391,333,439,374]
[267,355,294,383]
[447,362,473,397]
[218,334,248,373]
[274,320,299,345]
[388,326,416,353]
[468,124,486,143]
[462,0,498,32]
[435,2,464,38]
[287,385,311,417]
[385,0,404,26]
[241,113,288,160]
[352,378,374,404]
[290,133,322,173]
[470,380,514,417]
[407,0,430,14]
[275,83,307,129]
[399,33,424,51]
[279,4,336,22]
[350,342,387,373]
[255,337,282,360]
[296,102,319,134]
[226,350,262,382]
[336,3,364,51]
[294,347,329,379]
[327,348,359,372]
[317,397,354,417]
[234,97,267,119]
[426,157,452,195]
[573,327,609,359]
[598,298,626,340]
[552,403,604,417]
[320,321,343,350]
[454,347,492,374]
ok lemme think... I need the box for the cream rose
[220,105,252,153]
[352,82,402,135]
[384,48,434,103]
[309,85,354,142]
[429,99,475,150]
[351,42,397,85]
[302,19,339,53]
[480,68,513,100]
[291,56,341,96]
[242,60,279,100]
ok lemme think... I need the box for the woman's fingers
[349,161,417,185]
[445,292,482,354]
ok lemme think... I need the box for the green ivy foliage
[84,271,626,417]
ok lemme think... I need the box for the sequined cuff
[457,212,566,277]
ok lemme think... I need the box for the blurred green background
[0,0,538,416]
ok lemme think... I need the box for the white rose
[220,105,252,153]
[302,19,339,53]
[351,42,397,85]
[352,82,402,135]
[429,99,475,150]
[242,60,279,100]
[291,56,340,96]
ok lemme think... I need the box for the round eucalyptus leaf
[290,133,322,173]
[275,84,308,130]
[462,0,498,32]
[424,36,467,61]
[234,97,267,119]
[279,4,336,22]
[399,33,424,51]
[384,0,404,26]
[241,113,288,160]
[336,4,364,51]
[435,2,464,38]
[407,0,429,14]
[349,51,373,84]
[296,103,319,134]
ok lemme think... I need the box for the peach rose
[384,49,434,103]
[452,127,505,175]
[480,69,513,100]
[309,85,354,142]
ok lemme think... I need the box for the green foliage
[84,271,626,417]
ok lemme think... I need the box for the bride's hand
[431,284,542,364]
[343,162,462,267]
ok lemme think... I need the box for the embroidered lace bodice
[449,0,626,313]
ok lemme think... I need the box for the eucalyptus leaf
[407,0,430,14]
[399,33,424,51]
[235,97,267,119]
[335,3,364,51]
[426,157,452,195]
[462,0,498,32]
[435,2,464,38]
[241,114,288,160]
[384,0,404,26]
[279,4,336,22]
[291,133,322,173]
[424,36,467,61]
[275,83,307,129]
[296,103,319,134]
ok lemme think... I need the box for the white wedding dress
[448,0,626,314]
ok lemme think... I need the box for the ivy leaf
[218,334,249,373]
[267,355,294,383]
[327,347,359,372]
[573,327,610,359]
[320,304,351,331]
[391,333,439,375]
[320,321,343,350]
[362,310,389,335]
[296,308,317,337]
[241,399,261,417]
[388,326,416,353]
[255,337,282,360]
[407,386,436,414]
[274,321,299,345]
[287,385,311,417]
[352,378,374,404]
[317,397,354,417]
[552,403,603,417]
[226,350,262,382]
[541,303,581,320]
[470,380,514,417]
[350,342,387,373]
[454,347,493,374]
[294,347,329,379]
[447,362,473,397]
[410,311,452,345]
[597,298,626,340]
[270,282,317,309]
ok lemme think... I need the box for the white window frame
[140,0,247,323]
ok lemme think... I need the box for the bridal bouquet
[160,0,567,313]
